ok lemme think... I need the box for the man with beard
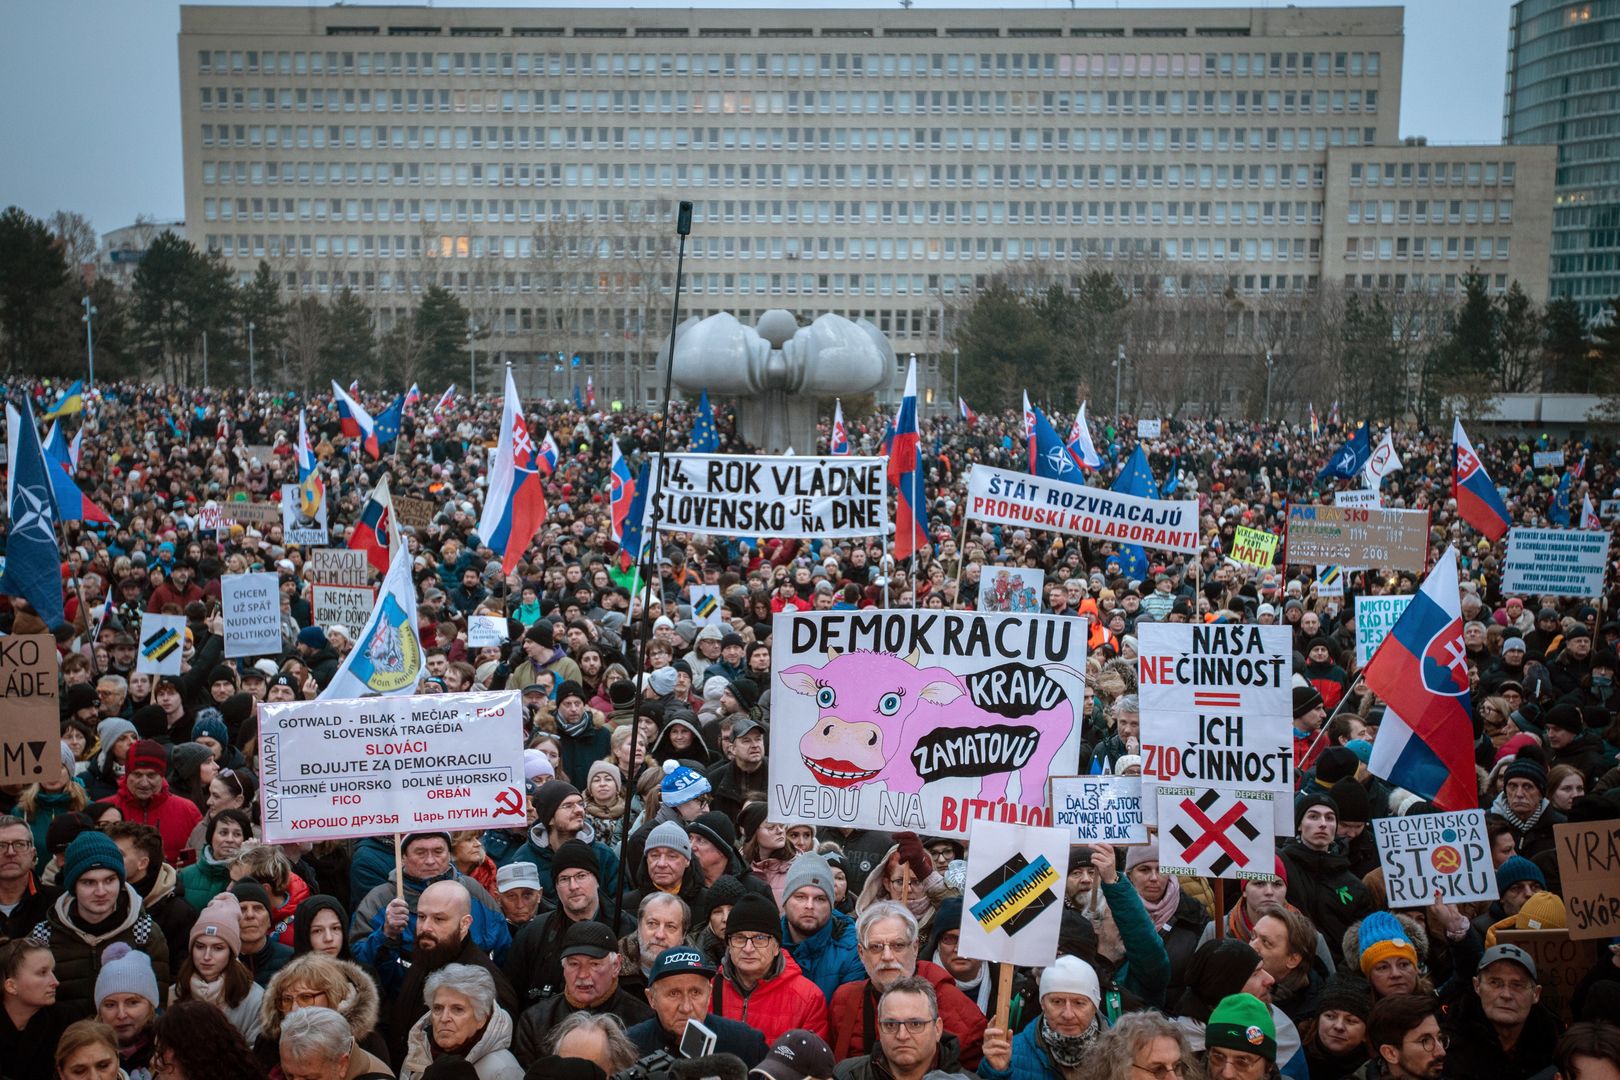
[381,879,518,1068]
[510,921,653,1066]
[618,892,690,998]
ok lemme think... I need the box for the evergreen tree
[0,205,76,376]
[1541,295,1590,391]
[414,285,470,386]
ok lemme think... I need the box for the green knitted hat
[1206,993,1276,1063]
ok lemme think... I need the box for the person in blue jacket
[348,832,512,975]
[979,955,1110,1080]
[780,852,865,1000]
[1076,842,1173,1010]
[495,780,620,896]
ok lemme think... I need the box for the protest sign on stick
[1284,505,1428,572]
[1373,809,1496,906]
[977,567,1044,613]
[221,572,282,658]
[1156,786,1276,880]
[392,495,436,532]
[956,819,1067,969]
[642,454,889,538]
[281,483,329,545]
[1355,595,1415,666]
[0,635,61,785]
[1553,821,1620,941]
[467,616,508,649]
[1229,526,1278,569]
[1502,528,1610,598]
[309,548,375,630]
[1049,776,1148,845]
[136,613,186,676]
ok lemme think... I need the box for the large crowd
[1,378,1618,1080]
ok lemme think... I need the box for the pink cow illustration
[779,650,1076,804]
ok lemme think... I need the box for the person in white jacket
[168,892,265,1045]
[402,964,523,1080]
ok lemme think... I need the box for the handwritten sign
[1495,930,1602,1022]
[393,495,437,532]
[1356,595,1415,667]
[1049,775,1148,845]
[1229,526,1279,569]
[1553,821,1620,941]
[1284,504,1428,572]
[0,635,61,785]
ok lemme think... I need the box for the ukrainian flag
[43,380,85,419]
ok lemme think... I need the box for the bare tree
[47,210,98,272]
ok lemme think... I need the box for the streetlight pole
[952,347,960,410]
[81,296,97,389]
[202,330,209,389]
[247,320,256,389]
[1114,343,1124,419]
[467,320,478,396]
[1263,348,1274,419]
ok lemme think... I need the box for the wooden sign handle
[994,962,1014,1031]
[394,832,405,902]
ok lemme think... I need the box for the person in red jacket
[829,900,986,1067]
[109,741,202,864]
[711,893,830,1044]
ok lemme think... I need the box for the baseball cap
[558,920,617,960]
[647,945,717,984]
[732,715,766,739]
[751,1031,836,1080]
[1478,943,1537,982]
[495,862,541,893]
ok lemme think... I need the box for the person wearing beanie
[1354,912,1421,1000]
[166,740,216,815]
[496,779,620,898]
[85,717,139,799]
[706,711,769,822]
[622,821,704,917]
[172,892,266,1041]
[713,892,829,1044]
[686,810,748,887]
[620,760,714,882]
[1301,637,1348,712]
[93,942,163,1076]
[294,625,340,691]
[581,760,627,850]
[1278,792,1373,966]
[553,679,611,791]
[1479,891,1569,950]
[503,839,633,1007]
[780,853,865,1001]
[1172,939,1308,1080]
[1326,780,1377,878]
[25,830,171,1015]
[228,880,294,986]
[1302,974,1371,1080]
[107,738,201,865]
[1493,752,1563,861]
[1544,701,1610,787]
[992,954,1109,1080]
[1202,993,1277,1075]
[1292,683,1328,774]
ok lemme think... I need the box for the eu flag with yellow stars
[691,389,720,453]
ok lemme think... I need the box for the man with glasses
[828,901,985,1066]
[713,893,830,1044]
[1364,994,1448,1080]
[0,815,57,942]
[1199,994,1279,1080]
[504,839,633,1005]
[833,977,967,1080]
[1442,944,1561,1080]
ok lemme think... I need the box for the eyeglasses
[877,1018,937,1034]
[0,839,36,853]
[729,933,775,951]
[1411,1033,1451,1053]
[1132,1064,1189,1080]
[277,989,327,1009]
[862,939,915,955]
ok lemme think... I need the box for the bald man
[383,880,521,1067]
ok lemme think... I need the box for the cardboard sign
[1284,504,1428,572]
[1502,527,1611,598]
[135,613,186,676]
[311,586,375,635]
[1553,820,1620,941]
[1333,488,1381,510]
[1316,565,1344,599]
[956,819,1067,967]
[257,690,526,844]
[1229,526,1279,569]
[281,483,329,545]
[642,454,889,539]
[1355,595,1415,667]
[1373,809,1496,907]
[1136,419,1162,439]
[1495,930,1602,1022]
[467,615,508,649]
[978,567,1045,614]
[1156,786,1276,880]
[308,548,370,587]
[690,585,723,626]
[393,495,437,532]
[965,464,1201,554]
[1532,450,1565,470]
[768,610,1087,838]
[0,634,62,785]
[221,572,282,658]
[1049,775,1148,845]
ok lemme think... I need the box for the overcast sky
[0,0,1516,238]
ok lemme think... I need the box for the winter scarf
[1490,791,1549,833]
[1041,1015,1101,1068]
[1142,874,1184,930]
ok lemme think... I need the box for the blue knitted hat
[660,759,711,806]
[1496,855,1545,894]
[63,830,126,891]
[1357,911,1417,976]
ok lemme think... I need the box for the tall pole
[467,321,478,397]
[1114,343,1124,419]
[1263,348,1274,420]
[202,330,209,389]
[81,296,96,389]
[952,347,960,412]
[247,320,256,389]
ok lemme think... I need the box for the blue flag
[618,462,653,562]
[1,399,65,628]
[1549,471,1572,526]
[1029,406,1085,486]
[691,389,720,453]
[1317,423,1371,482]
[573,384,584,410]
[373,394,405,448]
[1110,447,1160,581]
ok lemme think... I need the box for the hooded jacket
[711,949,831,1044]
[27,885,172,1017]
[253,957,386,1070]
[176,845,234,909]
[1277,839,1375,964]
[132,861,198,962]
[784,906,866,1001]
[109,777,203,864]
[292,894,354,959]
[830,960,987,1067]
[401,1000,523,1080]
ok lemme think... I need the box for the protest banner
[1283,504,1428,572]
[1532,450,1565,470]
[1601,499,1620,520]
[640,454,888,539]
[136,613,186,677]
[1049,775,1148,845]
[221,572,282,658]
[768,610,1087,838]
[1333,488,1381,510]
[1229,526,1279,569]
[1156,786,1276,880]
[1554,821,1620,941]
[964,464,1200,554]
[1495,930,1602,1022]
[467,615,508,649]
[257,690,527,844]
[309,548,375,630]
[690,585,723,626]
[1316,566,1344,599]
[1502,527,1611,597]
[1136,418,1162,439]
[218,500,281,529]
[978,567,1045,614]
[393,495,436,532]
[0,634,61,785]
[1355,595,1415,667]
[1373,809,1495,906]
[956,819,1067,968]
[281,483,329,545]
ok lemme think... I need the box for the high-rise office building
[180,5,1555,407]
[1505,0,1620,320]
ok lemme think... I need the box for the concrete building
[1504,0,1620,321]
[97,220,187,286]
[179,4,1557,407]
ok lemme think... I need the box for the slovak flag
[585,376,596,409]
[1328,399,1340,427]
[958,397,977,427]
[348,473,397,576]
[829,399,850,456]
[609,437,636,548]
[1067,401,1103,470]
[330,381,380,459]
[348,379,359,397]
[1453,418,1510,541]
[476,368,549,574]
[404,383,422,411]
[1581,492,1603,530]
[1022,390,1036,447]
[1364,546,1478,811]
[889,356,928,561]
[537,431,559,476]
[295,409,326,520]
[433,384,456,414]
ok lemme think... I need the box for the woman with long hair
[16,750,89,874]
[152,1001,266,1080]
[1,940,70,1080]
[168,894,265,1044]
[1547,763,1587,814]
[54,1021,123,1080]
[737,802,793,903]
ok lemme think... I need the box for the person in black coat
[624,946,768,1067]
[1276,794,1375,966]
[1441,944,1565,1080]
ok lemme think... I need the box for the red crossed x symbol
[1178,797,1250,867]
